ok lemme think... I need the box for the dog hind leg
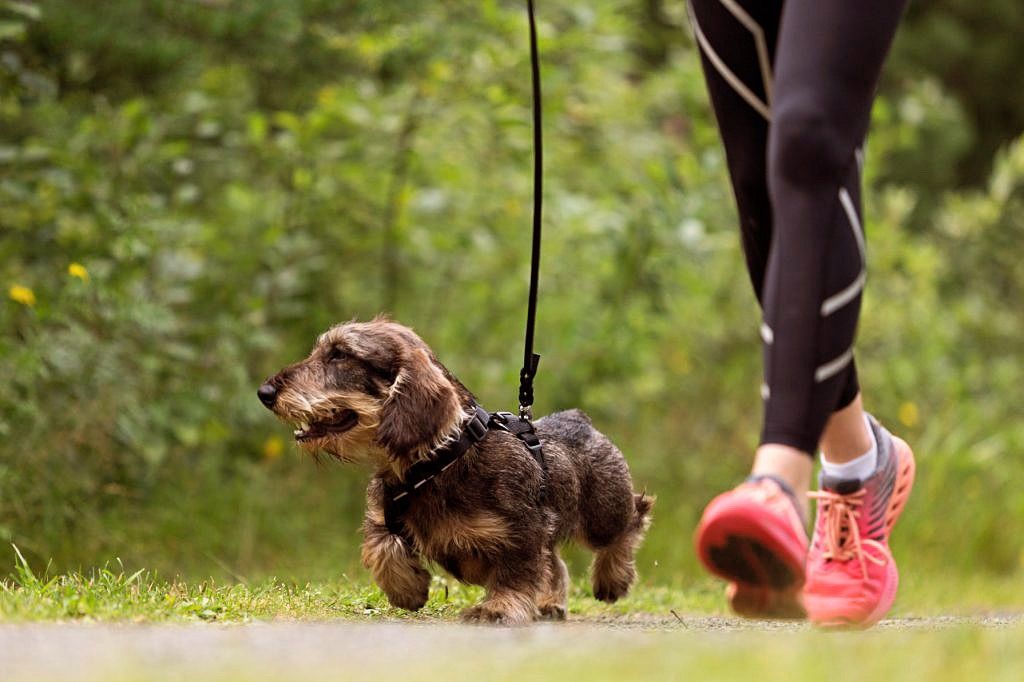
[461,587,539,625]
[461,548,542,625]
[591,493,653,603]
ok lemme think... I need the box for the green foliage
[0,0,1021,592]
[892,0,1024,184]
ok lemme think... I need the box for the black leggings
[687,0,908,454]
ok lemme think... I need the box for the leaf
[3,1,40,20]
[0,20,26,41]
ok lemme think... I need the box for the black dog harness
[382,404,546,537]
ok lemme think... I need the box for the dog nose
[257,383,278,408]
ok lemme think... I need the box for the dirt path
[2,615,1022,682]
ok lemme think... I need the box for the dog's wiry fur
[261,318,653,624]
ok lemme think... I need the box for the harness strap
[382,404,547,537]
[488,411,546,492]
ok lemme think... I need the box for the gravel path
[2,614,1021,682]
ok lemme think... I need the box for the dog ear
[376,346,461,459]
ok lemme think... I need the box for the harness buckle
[464,412,489,441]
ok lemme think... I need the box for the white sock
[820,414,877,481]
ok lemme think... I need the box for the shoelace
[807,488,886,580]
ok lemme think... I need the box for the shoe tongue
[820,475,863,494]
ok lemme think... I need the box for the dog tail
[632,490,654,533]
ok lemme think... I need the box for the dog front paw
[378,563,431,612]
[386,584,429,612]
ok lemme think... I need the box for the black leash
[519,0,543,421]
[380,3,550,539]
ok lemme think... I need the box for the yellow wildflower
[8,285,36,306]
[68,262,89,282]
[263,436,284,461]
[898,401,919,428]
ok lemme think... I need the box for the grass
[3,549,1023,682]
[2,545,1022,624]
[0,546,720,623]
[3,572,1023,682]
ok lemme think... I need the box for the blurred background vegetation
[1,0,1021,590]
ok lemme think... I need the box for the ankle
[820,414,878,480]
[820,394,873,463]
[752,444,812,519]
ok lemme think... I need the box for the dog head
[258,318,469,466]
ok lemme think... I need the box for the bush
[0,0,1020,584]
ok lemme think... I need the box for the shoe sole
[696,494,808,597]
[813,436,917,630]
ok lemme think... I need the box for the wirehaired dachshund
[258,318,652,624]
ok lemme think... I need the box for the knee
[768,95,850,189]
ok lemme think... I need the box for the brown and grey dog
[257,318,652,624]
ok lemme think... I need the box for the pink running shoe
[804,416,916,628]
[695,476,809,619]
